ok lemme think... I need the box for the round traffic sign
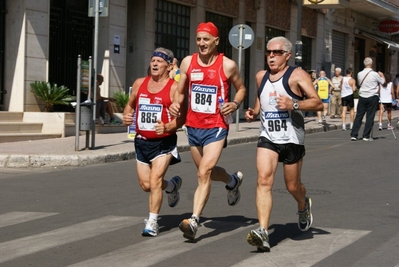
[228,24,254,50]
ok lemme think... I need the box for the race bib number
[264,111,291,141]
[190,84,217,114]
[137,104,162,131]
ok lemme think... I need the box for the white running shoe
[179,217,198,240]
[247,227,270,252]
[142,219,159,237]
[167,176,182,208]
[226,171,243,206]
[298,197,313,231]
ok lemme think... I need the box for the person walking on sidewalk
[313,70,334,126]
[350,57,385,141]
[330,67,343,118]
[378,74,395,130]
[340,68,357,131]
[245,36,323,252]
[122,47,186,237]
[169,22,246,240]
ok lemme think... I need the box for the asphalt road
[0,125,398,267]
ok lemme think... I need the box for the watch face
[293,102,299,110]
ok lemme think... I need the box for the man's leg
[330,94,337,117]
[247,147,278,252]
[351,97,367,138]
[190,139,225,217]
[363,96,379,138]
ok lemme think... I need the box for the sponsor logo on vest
[139,104,162,112]
[192,84,217,94]
[264,111,289,119]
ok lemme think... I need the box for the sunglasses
[265,50,288,56]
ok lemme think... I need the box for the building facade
[0,0,398,114]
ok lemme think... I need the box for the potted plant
[30,81,73,112]
[113,91,130,111]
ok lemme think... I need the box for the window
[205,12,233,58]
[155,0,190,61]
[301,36,312,71]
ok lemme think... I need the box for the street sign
[377,19,399,35]
[228,24,254,132]
[88,0,109,17]
[228,24,254,50]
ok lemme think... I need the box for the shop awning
[361,32,399,50]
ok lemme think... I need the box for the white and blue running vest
[258,66,305,145]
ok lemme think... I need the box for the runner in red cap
[169,22,246,240]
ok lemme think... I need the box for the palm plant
[113,91,130,111]
[30,81,73,112]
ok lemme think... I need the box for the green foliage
[113,91,130,110]
[30,81,73,112]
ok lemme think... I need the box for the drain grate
[273,188,332,195]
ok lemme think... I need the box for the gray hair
[335,67,341,73]
[363,57,373,66]
[267,36,293,52]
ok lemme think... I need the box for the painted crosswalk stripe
[232,228,371,267]
[69,219,254,267]
[0,212,58,228]
[0,215,142,263]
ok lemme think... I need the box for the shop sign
[377,19,399,35]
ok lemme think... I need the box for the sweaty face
[150,57,170,76]
[266,41,290,72]
[196,32,219,55]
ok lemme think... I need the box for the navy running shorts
[134,134,181,165]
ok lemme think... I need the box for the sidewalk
[1,110,398,168]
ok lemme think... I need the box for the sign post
[228,24,254,132]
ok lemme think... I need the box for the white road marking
[69,220,254,267]
[0,215,142,263]
[0,212,58,228]
[232,228,371,267]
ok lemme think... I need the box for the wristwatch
[233,101,240,109]
[293,100,299,110]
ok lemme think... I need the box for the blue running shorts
[186,127,228,148]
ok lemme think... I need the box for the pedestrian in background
[340,67,357,131]
[350,57,385,141]
[330,67,343,118]
[245,36,322,252]
[169,22,246,241]
[123,47,185,237]
[378,74,395,130]
[313,70,334,126]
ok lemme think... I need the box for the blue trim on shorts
[186,127,228,147]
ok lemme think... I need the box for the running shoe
[142,219,159,237]
[342,124,346,131]
[318,121,323,126]
[247,227,270,252]
[226,171,243,206]
[179,217,198,240]
[322,115,326,124]
[379,123,383,131]
[351,137,357,141]
[387,124,394,130]
[363,137,374,142]
[167,176,182,208]
[298,197,313,232]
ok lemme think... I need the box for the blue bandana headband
[152,51,173,64]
